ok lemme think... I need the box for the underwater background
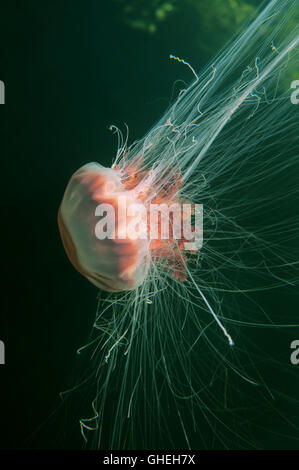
[0,0,299,449]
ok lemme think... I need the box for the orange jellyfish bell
[58,163,150,292]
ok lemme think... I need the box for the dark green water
[0,0,298,450]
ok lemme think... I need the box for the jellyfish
[58,0,299,449]
[58,160,195,292]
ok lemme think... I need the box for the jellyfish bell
[58,162,150,292]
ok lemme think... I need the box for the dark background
[0,0,298,450]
